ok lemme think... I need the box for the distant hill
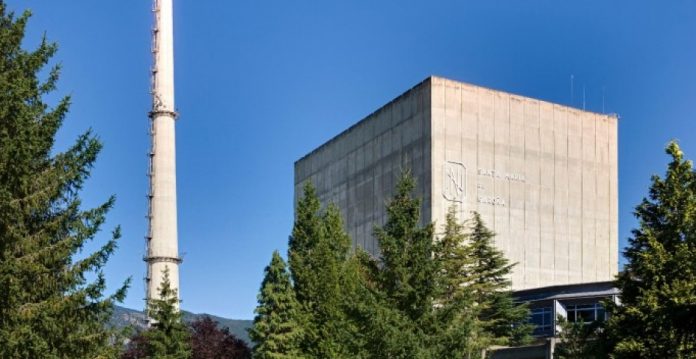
[110,305,252,344]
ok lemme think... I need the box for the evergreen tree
[431,207,480,358]
[249,251,303,359]
[357,171,438,358]
[554,316,606,359]
[431,207,531,358]
[374,171,437,323]
[143,267,191,359]
[309,204,360,358]
[604,141,696,358]
[0,3,128,358]
[288,183,360,358]
[288,183,322,307]
[190,316,251,359]
[468,213,532,348]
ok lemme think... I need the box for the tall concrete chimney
[146,0,181,306]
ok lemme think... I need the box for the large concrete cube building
[294,76,618,290]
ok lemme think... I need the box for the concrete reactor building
[294,76,618,290]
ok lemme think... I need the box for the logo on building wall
[443,161,466,202]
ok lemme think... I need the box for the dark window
[529,307,552,335]
[566,302,606,324]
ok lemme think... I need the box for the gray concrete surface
[295,76,618,290]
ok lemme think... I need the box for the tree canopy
[0,3,128,358]
[249,251,304,359]
[287,183,361,358]
[142,267,191,359]
[604,141,696,358]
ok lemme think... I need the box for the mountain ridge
[110,305,252,344]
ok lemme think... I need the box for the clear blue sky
[8,0,695,319]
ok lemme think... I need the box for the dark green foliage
[249,251,304,359]
[356,171,438,358]
[373,171,437,322]
[435,208,475,304]
[143,267,191,359]
[554,316,606,359]
[309,204,361,357]
[431,207,531,358]
[604,141,696,358]
[351,173,530,358]
[431,207,480,358]
[0,3,128,358]
[468,213,532,347]
[288,183,322,307]
[269,173,530,357]
[287,183,360,358]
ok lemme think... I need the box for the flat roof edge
[429,75,619,119]
[295,75,619,166]
[295,76,434,165]
[512,280,617,298]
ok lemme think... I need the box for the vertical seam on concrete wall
[371,129,376,254]
[477,87,481,219]
[537,102,541,288]
[594,116,599,281]
[523,98,527,287]
[507,95,512,261]
[493,92,497,231]
[504,95,510,257]
[424,88,433,229]
[459,83,464,217]
[609,117,614,275]
[429,80,435,226]
[565,109,570,284]
[580,112,585,283]
[604,118,608,276]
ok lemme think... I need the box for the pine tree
[374,171,436,322]
[249,251,304,359]
[0,4,128,358]
[143,267,192,359]
[357,171,438,358]
[604,141,696,358]
[288,183,322,307]
[468,213,531,348]
[288,183,359,358]
[431,207,480,358]
[554,316,606,359]
[309,204,360,358]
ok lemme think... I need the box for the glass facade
[515,281,618,339]
[566,303,606,324]
[528,301,607,336]
[529,307,553,335]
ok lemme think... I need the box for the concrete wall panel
[296,76,618,291]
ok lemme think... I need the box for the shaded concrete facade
[294,76,618,290]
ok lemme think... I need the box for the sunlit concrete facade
[146,0,181,305]
[294,76,618,290]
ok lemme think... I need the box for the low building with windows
[492,281,619,359]
[522,281,618,336]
